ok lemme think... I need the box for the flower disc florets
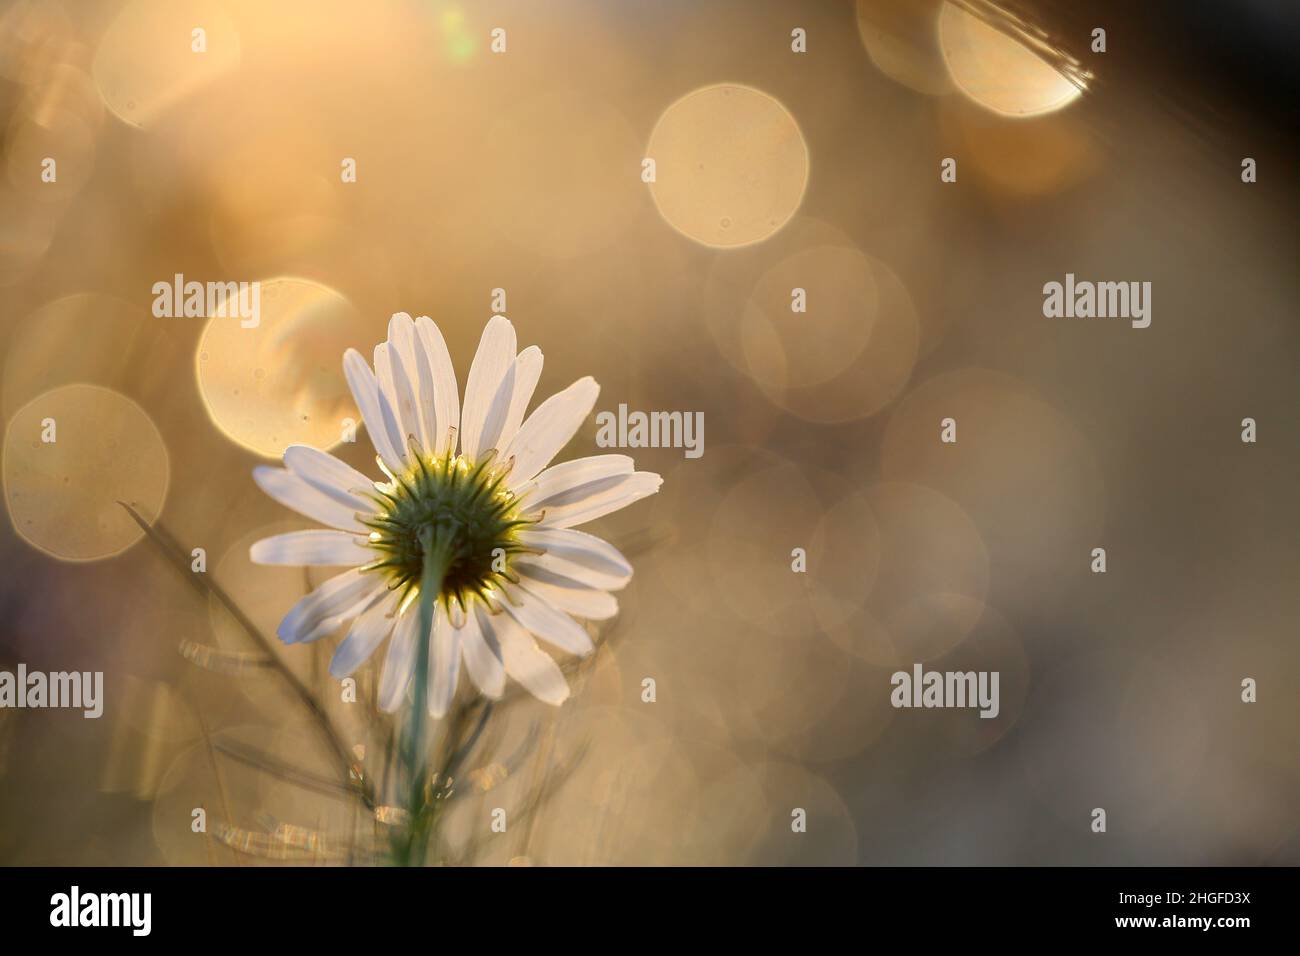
[360,449,533,614]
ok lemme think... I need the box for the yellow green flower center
[360,451,533,614]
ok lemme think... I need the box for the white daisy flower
[249,313,661,716]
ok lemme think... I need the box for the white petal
[415,316,460,455]
[515,552,625,592]
[389,313,438,453]
[473,362,516,461]
[300,586,388,645]
[516,564,619,620]
[460,316,517,462]
[427,605,461,718]
[501,377,600,486]
[277,568,381,644]
[533,471,663,529]
[378,607,420,713]
[489,610,570,706]
[501,583,595,656]
[283,445,374,511]
[478,345,544,458]
[250,530,369,566]
[460,604,505,698]
[343,348,405,473]
[516,527,633,590]
[373,344,396,428]
[496,346,543,451]
[375,341,420,456]
[253,466,364,532]
[517,454,632,504]
[386,313,417,375]
[329,589,400,678]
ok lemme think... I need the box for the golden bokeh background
[0,0,1295,865]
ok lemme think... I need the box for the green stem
[402,524,455,866]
